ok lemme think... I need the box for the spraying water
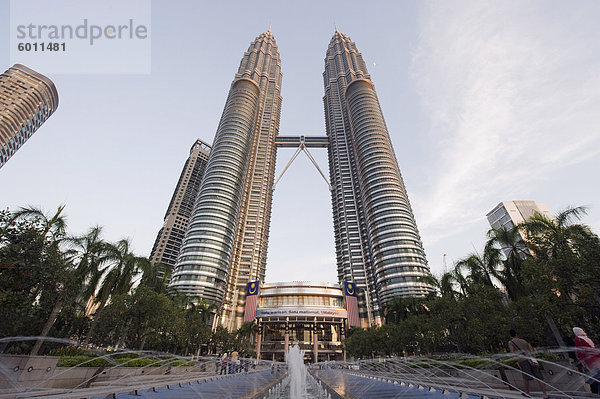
[287,345,306,399]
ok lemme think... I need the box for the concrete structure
[169,31,434,330]
[487,200,554,256]
[323,31,433,326]
[150,139,210,272]
[0,64,58,168]
[254,282,346,363]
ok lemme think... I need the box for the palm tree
[519,206,598,347]
[67,226,111,312]
[138,260,171,293]
[485,226,530,300]
[11,205,67,242]
[11,206,72,355]
[86,238,146,342]
[521,206,591,260]
[454,245,501,292]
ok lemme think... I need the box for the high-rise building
[169,31,433,330]
[487,200,554,256]
[323,31,433,326]
[487,201,553,231]
[0,64,58,169]
[169,30,282,329]
[150,139,211,271]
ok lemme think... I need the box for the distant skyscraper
[323,31,433,326]
[487,200,553,231]
[169,31,433,330]
[0,64,58,168]
[487,200,554,255]
[150,139,210,271]
[169,30,282,330]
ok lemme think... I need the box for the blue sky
[1,0,599,283]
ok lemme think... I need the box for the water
[2,336,598,398]
[263,345,330,399]
[287,345,306,399]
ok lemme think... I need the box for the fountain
[287,345,306,399]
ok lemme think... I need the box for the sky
[1,0,599,284]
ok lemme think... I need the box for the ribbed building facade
[150,139,211,271]
[0,64,58,168]
[169,30,433,330]
[323,31,433,326]
[169,31,282,330]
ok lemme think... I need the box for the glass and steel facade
[150,139,211,272]
[255,282,346,362]
[169,30,434,330]
[323,32,434,326]
[0,64,58,168]
[169,31,282,329]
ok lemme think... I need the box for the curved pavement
[91,370,280,399]
[314,369,487,399]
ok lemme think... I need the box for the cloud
[410,0,600,246]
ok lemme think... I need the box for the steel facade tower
[323,32,433,326]
[150,139,211,270]
[169,31,433,330]
[169,31,282,329]
[0,64,58,168]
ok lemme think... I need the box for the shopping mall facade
[254,282,347,362]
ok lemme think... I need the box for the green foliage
[57,355,108,367]
[346,206,600,359]
[0,205,217,356]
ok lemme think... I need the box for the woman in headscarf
[573,327,600,394]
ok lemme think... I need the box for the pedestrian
[508,329,548,398]
[573,327,600,394]
[220,353,228,375]
[230,351,238,374]
[563,335,584,372]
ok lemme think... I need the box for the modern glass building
[323,31,434,326]
[487,200,554,257]
[169,31,282,328]
[255,282,346,362]
[150,139,211,272]
[169,31,434,330]
[0,64,58,168]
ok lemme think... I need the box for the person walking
[220,353,228,375]
[230,351,238,374]
[573,327,600,394]
[508,329,548,398]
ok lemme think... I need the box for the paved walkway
[314,369,491,399]
[92,370,278,399]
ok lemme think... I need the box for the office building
[0,64,58,168]
[487,200,554,256]
[150,139,211,271]
[169,30,282,327]
[254,281,347,362]
[323,31,433,326]
[169,31,434,330]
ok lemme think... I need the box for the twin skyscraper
[166,30,434,329]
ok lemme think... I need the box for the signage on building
[255,307,347,318]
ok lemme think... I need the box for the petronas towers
[168,30,433,329]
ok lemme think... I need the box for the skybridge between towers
[275,135,329,148]
[273,135,331,191]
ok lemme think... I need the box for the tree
[86,239,147,342]
[485,226,530,300]
[454,246,501,292]
[67,226,111,314]
[7,206,77,355]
